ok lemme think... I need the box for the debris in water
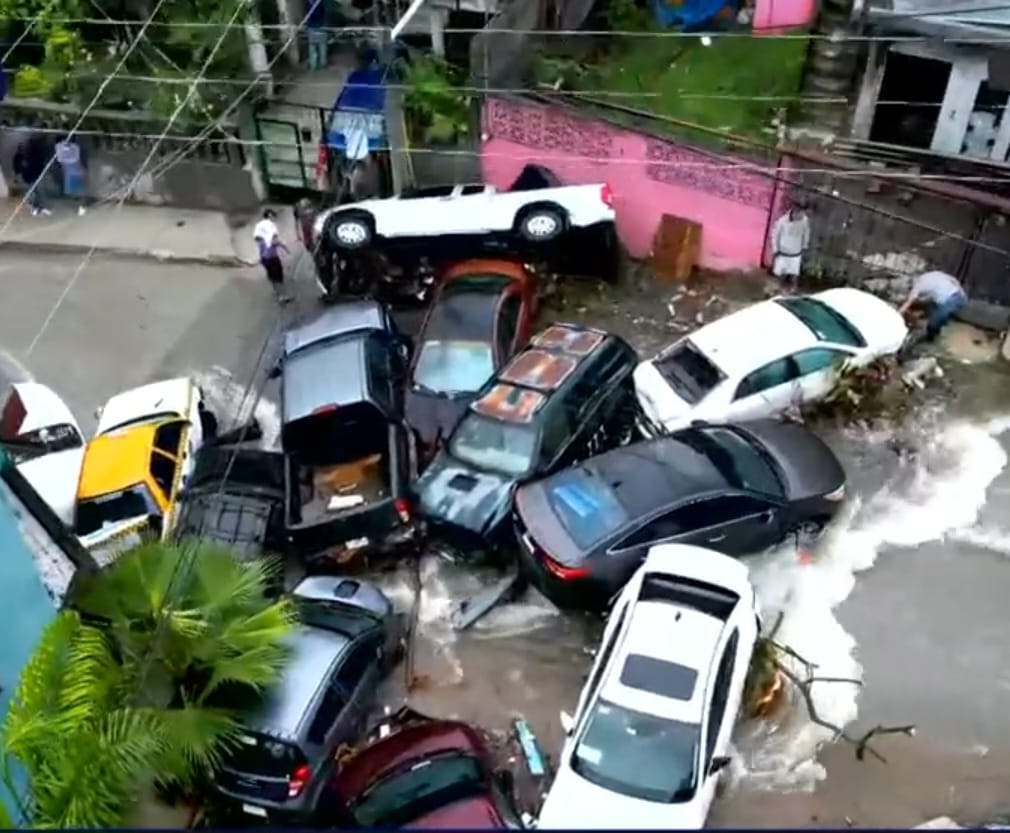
[449,569,524,631]
[514,719,546,777]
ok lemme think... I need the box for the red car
[405,258,538,462]
[315,719,524,828]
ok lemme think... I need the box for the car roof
[292,576,392,619]
[580,434,733,519]
[241,625,350,740]
[683,299,814,378]
[77,423,162,500]
[470,323,610,425]
[443,258,529,284]
[602,599,724,722]
[423,289,501,345]
[282,337,370,425]
[283,301,387,357]
[96,377,195,435]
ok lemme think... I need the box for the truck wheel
[330,211,374,250]
[517,205,565,243]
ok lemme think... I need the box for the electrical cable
[8,14,1010,41]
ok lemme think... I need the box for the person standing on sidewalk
[306,0,329,71]
[254,208,292,304]
[898,270,966,342]
[55,133,88,215]
[13,132,51,217]
[769,201,811,292]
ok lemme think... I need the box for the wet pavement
[7,249,1010,826]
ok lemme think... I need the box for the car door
[332,633,382,736]
[726,356,800,422]
[306,677,349,764]
[790,346,854,404]
[672,495,783,555]
[495,291,523,366]
[698,628,739,817]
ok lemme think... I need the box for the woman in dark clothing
[12,132,51,216]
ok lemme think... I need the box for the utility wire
[7,15,1010,41]
[0,0,172,236]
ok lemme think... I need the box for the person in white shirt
[770,202,811,291]
[898,269,966,342]
[253,208,292,304]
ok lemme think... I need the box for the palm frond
[154,703,240,785]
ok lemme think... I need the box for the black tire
[328,210,374,250]
[517,205,566,243]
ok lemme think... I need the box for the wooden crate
[651,213,702,283]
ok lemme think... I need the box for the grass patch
[537,31,808,145]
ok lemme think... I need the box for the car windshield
[677,427,783,497]
[776,297,865,347]
[547,466,630,549]
[449,412,538,478]
[572,698,700,803]
[1,423,82,464]
[296,599,378,640]
[414,340,495,395]
[75,484,160,536]
[654,342,725,405]
[352,753,486,827]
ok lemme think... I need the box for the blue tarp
[651,0,738,30]
[326,65,388,153]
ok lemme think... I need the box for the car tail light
[600,183,614,208]
[823,484,846,502]
[312,403,340,416]
[394,497,411,524]
[288,764,312,798]
[541,550,588,582]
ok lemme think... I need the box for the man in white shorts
[770,202,811,291]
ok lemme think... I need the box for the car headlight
[823,484,846,501]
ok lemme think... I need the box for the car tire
[517,205,565,243]
[329,211,374,250]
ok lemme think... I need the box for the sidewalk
[0,199,295,267]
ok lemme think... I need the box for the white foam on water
[471,586,561,640]
[736,417,1010,792]
[189,365,281,450]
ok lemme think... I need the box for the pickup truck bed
[298,452,389,519]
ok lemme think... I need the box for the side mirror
[267,363,282,380]
[93,406,102,420]
[397,334,413,359]
[559,710,574,735]
[709,756,731,775]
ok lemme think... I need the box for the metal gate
[961,213,1010,306]
[253,109,326,192]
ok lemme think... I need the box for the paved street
[6,250,1010,826]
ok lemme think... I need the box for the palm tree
[2,541,298,825]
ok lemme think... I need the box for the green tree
[1,541,297,826]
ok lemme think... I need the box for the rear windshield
[76,484,159,536]
[282,403,387,466]
[1,423,82,464]
[775,297,865,347]
[352,753,485,827]
[654,342,724,405]
[449,412,537,478]
[546,467,629,550]
[224,731,304,779]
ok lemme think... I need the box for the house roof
[867,0,1010,37]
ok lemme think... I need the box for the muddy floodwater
[227,269,1010,828]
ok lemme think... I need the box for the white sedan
[538,543,758,830]
[316,180,616,250]
[634,288,908,432]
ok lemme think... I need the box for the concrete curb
[0,238,248,268]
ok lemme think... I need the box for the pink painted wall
[481,97,778,273]
[752,0,817,31]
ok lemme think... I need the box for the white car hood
[16,447,86,527]
[538,765,708,830]
[633,359,696,433]
[96,377,195,435]
[816,288,908,354]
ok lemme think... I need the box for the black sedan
[513,419,846,610]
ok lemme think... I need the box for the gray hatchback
[214,575,402,822]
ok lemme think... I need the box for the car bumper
[302,522,423,572]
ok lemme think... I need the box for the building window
[870,50,952,149]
